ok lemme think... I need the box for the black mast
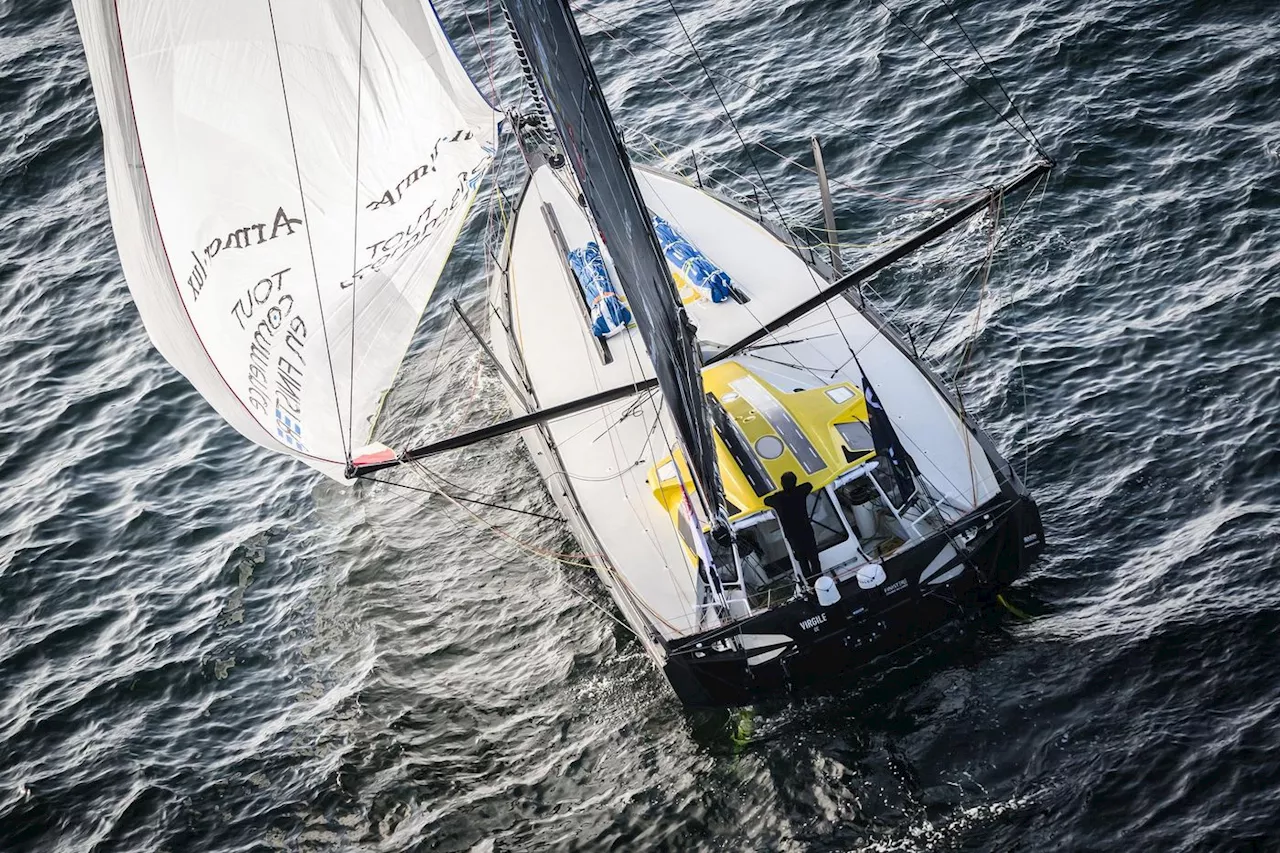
[499,0,727,523]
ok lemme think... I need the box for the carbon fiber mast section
[501,0,726,523]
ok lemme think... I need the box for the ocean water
[3,0,1280,850]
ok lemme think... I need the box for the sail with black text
[74,0,500,481]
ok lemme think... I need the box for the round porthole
[755,435,785,460]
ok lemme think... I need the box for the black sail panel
[503,0,723,518]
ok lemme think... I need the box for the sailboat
[76,0,1048,708]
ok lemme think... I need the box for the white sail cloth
[75,0,500,481]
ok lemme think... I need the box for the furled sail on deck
[502,0,726,520]
[74,0,500,481]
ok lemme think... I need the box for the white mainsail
[75,0,500,481]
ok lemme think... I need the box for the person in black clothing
[764,471,822,577]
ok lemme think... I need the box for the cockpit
[647,361,944,625]
[697,459,932,616]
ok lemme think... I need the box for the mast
[500,0,728,527]
[501,5,549,123]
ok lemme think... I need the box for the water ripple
[3,0,1280,850]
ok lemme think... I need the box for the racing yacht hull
[487,161,1044,708]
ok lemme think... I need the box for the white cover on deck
[75,0,499,480]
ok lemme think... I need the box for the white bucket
[814,575,841,607]
[856,563,886,590]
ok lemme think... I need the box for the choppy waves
[3,0,1280,850]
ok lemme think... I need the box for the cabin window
[807,488,849,551]
[734,518,794,584]
[835,421,875,460]
[826,386,856,404]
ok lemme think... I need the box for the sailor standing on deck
[764,472,822,578]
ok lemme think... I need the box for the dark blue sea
[4,0,1280,850]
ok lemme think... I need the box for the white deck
[489,164,999,640]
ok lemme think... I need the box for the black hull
[659,493,1045,709]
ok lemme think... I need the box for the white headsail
[75,0,500,481]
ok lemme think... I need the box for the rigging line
[588,388,662,446]
[551,458,649,483]
[347,0,366,459]
[662,1,867,375]
[917,257,986,357]
[1017,172,1051,488]
[797,237,906,253]
[408,455,521,501]
[937,0,1048,157]
[576,4,984,189]
[955,193,1002,504]
[410,458,560,524]
[623,119,978,207]
[377,474,640,638]
[742,351,839,377]
[858,278,958,379]
[363,473,564,522]
[551,397,628,447]
[957,194,1003,387]
[632,134,967,212]
[574,391,666,480]
[463,1,501,108]
[613,324,704,620]
[557,574,644,639]
[410,462,604,561]
[624,107,941,208]
[638,130,688,179]
[414,457,687,637]
[486,0,499,96]
[638,178,831,388]
[805,303,995,512]
[871,0,1040,153]
[266,0,350,461]
[926,172,1043,364]
[948,191,1008,505]
[482,135,514,260]
[399,306,459,451]
[1010,287,1032,489]
[460,493,642,638]
[918,170,1047,358]
[743,332,842,350]
[522,376,687,633]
